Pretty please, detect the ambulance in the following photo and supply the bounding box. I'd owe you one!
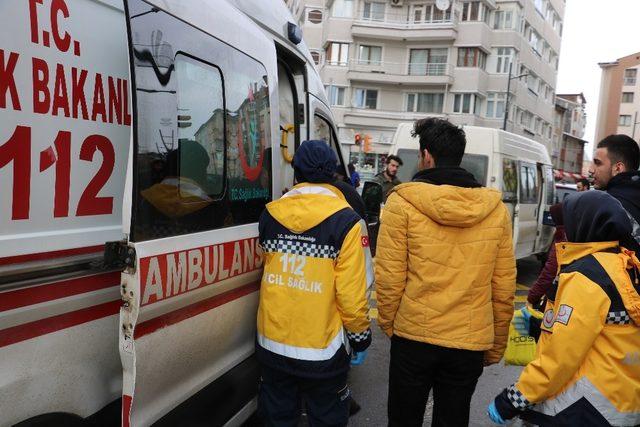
[0,0,348,425]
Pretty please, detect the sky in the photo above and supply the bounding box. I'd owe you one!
[556,0,640,158]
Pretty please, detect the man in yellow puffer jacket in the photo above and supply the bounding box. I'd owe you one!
[376,118,516,426]
[489,191,640,426]
[256,140,371,426]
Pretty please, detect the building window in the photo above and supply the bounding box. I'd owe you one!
[453,93,481,114]
[363,1,385,20]
[310,51,321,65]
[622,92,634,103]
[411,3,452,22]
[494,10,514,29]
[520,110,532,129]
[534,0,546,16]
[354,88,378,109]
[326,85,346,106]
[358,45,382,65]
[307,9,323,24]
[527,73,540,96]
[331,0,354,17]
[325,42,349,66]
[624,69,637,86]
[619,115,632,126]
[406,93,445,113]
[486,92,506,118]
[461,1,488,22]
[457,47,486,69]
[409,48,448,76]
[528,29,543,56]
[494,47,514,74]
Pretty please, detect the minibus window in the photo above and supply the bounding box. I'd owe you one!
[519,163,538,203]
[502,158,518,202]
[543,165,554,205]
[459,154,488,186]
[395,149,488,186]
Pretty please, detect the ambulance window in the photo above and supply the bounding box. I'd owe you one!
[176,56,225,197]
[313,114,347,179]
[134,55,226,241]
[315,115,332,144]
[224,53,272,226]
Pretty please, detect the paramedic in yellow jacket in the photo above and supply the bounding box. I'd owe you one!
[489,191,640,426]
[256,140,371,427]
[376,118,516,427]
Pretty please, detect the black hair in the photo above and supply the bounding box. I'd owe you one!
[411,118,466,167]
[577,178,590,189]
[597,134,640,171]
[386,154,404,166]
[347,162,356,174]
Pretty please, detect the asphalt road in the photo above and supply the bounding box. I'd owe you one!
[347,256,541,426]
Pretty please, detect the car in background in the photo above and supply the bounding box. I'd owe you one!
[555,182,578,204]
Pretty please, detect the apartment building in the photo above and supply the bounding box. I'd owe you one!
[595,52,640,147]
[287,0,565,174]
[552,93,587,175]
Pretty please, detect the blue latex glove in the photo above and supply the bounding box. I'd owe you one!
[487,401,506,425]
[513,306,532,336]
[351,350,367,366]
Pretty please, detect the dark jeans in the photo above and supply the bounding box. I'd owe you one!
[388,336,484,427]
[258,365,350,427]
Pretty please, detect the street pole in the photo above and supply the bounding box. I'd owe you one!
[503,62,512,131]
[633,111,638,141]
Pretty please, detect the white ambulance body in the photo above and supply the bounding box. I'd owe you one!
[0,1,346,425]
[388,124,555,259]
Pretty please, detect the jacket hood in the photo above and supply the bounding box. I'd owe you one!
[563,191,632,245]
[266,183,350,233]
[392,182,503,227]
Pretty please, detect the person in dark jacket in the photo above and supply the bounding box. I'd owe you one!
[589,134,640,252]
[527,203,566,306]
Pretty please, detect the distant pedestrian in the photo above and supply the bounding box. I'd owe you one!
[488,191,640,426]
[348,163,361,188]
[372,155,403,202]
[589,134,640,252]
[376,118,516,427]
[576,178,590,192]
[527,203,566,307]
[256,140,371,427]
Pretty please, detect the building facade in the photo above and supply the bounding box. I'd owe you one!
[595,52,640,147]
[552,93,587,175]
[287,0,565,176]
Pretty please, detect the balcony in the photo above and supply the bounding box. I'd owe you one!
[351,12,458,41]
[347,61,453,85]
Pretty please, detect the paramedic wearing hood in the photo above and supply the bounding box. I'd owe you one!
[376,118,516,427]
[256,140,371,426]
[488,191,640,426]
